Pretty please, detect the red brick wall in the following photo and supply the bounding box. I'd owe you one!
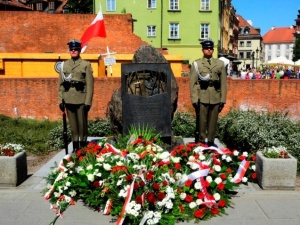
[0,78,300,121]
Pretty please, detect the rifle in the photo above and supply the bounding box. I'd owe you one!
[195,99,200,143]
[62,100,68,155]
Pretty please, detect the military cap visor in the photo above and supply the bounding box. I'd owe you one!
[201,40,214,49]
[68,39,82,50]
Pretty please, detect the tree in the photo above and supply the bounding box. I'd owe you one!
[66,0,93,14]
[293,35,300,61]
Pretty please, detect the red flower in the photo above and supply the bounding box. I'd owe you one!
[153,183,160,191]
[146,173,153,180]
[251,173,257,179]
[185,195,193,203]
[217,182,225,190]
[92,180,100,188]
[126,174,133,182]
[185,179,193,187]
[239,155,246,161]
[218,199,226,208]
[139,180,145,187]
[134,182,139,190]
[181,153,188,157]
[252,155,256,161]
[147,192,157,204]
[162,180,168,187]
[226,168,232,174]
[220,173,227,180]
[174,163,181,170]
[135,196,142,204]
[157,192,166,200]
[179,205,185,212]
[210,208,219,214]
[197,191,205,199]
[194,209,205,218]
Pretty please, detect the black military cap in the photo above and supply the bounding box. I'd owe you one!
[68,39,81,50]
[200,40,214,49]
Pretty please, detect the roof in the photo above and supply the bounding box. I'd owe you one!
[0,0,31,10]
[263,27,295,44]
[236,14,260,35]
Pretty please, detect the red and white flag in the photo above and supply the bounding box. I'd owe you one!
[80,4,106,53]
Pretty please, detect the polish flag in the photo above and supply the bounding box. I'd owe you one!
[80,4,106,53]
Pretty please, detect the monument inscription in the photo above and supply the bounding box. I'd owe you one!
[122,63,171,138]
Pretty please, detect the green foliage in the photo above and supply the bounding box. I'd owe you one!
[66,0,93,13]
[171,111,196,137]
[217,110,300,171]
[0,115,60,155]
[88,118,113,137]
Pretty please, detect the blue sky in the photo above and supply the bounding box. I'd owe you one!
[231,0,300,36]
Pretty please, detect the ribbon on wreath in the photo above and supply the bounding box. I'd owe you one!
[105,143,127,157]
[231,159,250,183]
[103,199,113,215]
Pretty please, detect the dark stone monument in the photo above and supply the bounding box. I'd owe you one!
[122,63,172,140]
[107,45,179,144]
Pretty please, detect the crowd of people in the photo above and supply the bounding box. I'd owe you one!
[236,68,300,79]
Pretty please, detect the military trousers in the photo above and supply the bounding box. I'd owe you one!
[66,104,88,142]
[199,103,219,143]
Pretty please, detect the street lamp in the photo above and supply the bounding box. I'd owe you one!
[251,52,255,69]
[255,47,259,69]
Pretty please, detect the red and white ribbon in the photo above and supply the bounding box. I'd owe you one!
[105,143,127,157]
[231,159,250,183]
[103,199,113,215]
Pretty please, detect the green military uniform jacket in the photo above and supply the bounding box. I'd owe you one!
[190,58,227,105]
[58,58,94,105]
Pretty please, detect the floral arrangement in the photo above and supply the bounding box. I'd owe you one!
[262,146,289,158]
[42,132,256,225]
[0,143,24,156]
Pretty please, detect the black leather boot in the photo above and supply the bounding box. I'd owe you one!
[80,141,88,149]
[72,141,79,153]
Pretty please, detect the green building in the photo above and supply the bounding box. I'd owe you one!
[95,0,221,63]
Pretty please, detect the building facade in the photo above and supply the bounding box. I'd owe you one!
[96,0,224,63]
[236,14,262,70]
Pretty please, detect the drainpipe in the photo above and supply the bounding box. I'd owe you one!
[160,0,163,49]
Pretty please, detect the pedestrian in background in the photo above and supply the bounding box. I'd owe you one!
[189,40,227,147]
[58,39,94,153]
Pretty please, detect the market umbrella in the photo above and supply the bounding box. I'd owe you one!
[295,59,300,66]
[266,56,294,65]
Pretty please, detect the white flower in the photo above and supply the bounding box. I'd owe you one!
[69,190,77,197]
[213,165,221,172]
[117,179,123,186]
[95,172,102,177]
[233,150,239,156]
[146,211,154,219]
[116,161,124,166]
[86,164,93,170]
[189,162,199,170]
[194,182,201,190]
[242,177,248,183]
[54,192,60,198]
[213,193,221,201]
[221,155,226,160]
[188,155,195,161]
[103,163,112,171]
[226,156,232,162]
[189,202,197,209]
[75,166,84,173]
[180,193,186,200]
[158,151,170,160]
[242,152,248,157]
[87,174,95,182]
[96,156,105,162]
[175,173,182,180]
[127,153,139,161]
[206,176,213,183]
[251,165,256,171]
[66,161,75,168]
[196,199,203,205]
[165,201,173,209]
[65,181,71,187]
[171,156,181,163]
[146,144,152,151]
[214,177,222,184]
[199,154,206,160]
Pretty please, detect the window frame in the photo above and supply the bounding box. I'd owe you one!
[200,0,210,11]
[200,23,210,40]
[147,0,156,9]
[169,0,179,10]
[147,25,156,37]
[169,23,179,39]
[107,0,116,11]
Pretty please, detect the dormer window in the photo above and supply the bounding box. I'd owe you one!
[244,27,250,35]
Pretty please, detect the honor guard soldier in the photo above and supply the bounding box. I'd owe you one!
[58,39,94,152]
[189,39,227,147]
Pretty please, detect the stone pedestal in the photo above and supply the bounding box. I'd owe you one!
[0,151,27,186]
[255,151,297,190]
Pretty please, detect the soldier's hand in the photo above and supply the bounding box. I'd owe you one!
[219,103,225,112]
[59,103,65,112]
[84,104,91,112]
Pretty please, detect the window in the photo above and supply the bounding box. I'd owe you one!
[239,41,244,47]
[200,23,209,39]
[169,23,179,39]
[37,3,43,11]
[107,0,116,11]
[200,0,210,11]
[148,0,156,8]
[170,0,179,10]
[49,1,54,10]
[246,52,252,59]
[268,45,271,50]
[277,44,280,49]
[246,41,251,47]
[147,25,156,37]
[286,44,289,49]
[239,52,244,59]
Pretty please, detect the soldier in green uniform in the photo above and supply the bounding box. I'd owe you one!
[58,39,94,152]
[190,40,227,147]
